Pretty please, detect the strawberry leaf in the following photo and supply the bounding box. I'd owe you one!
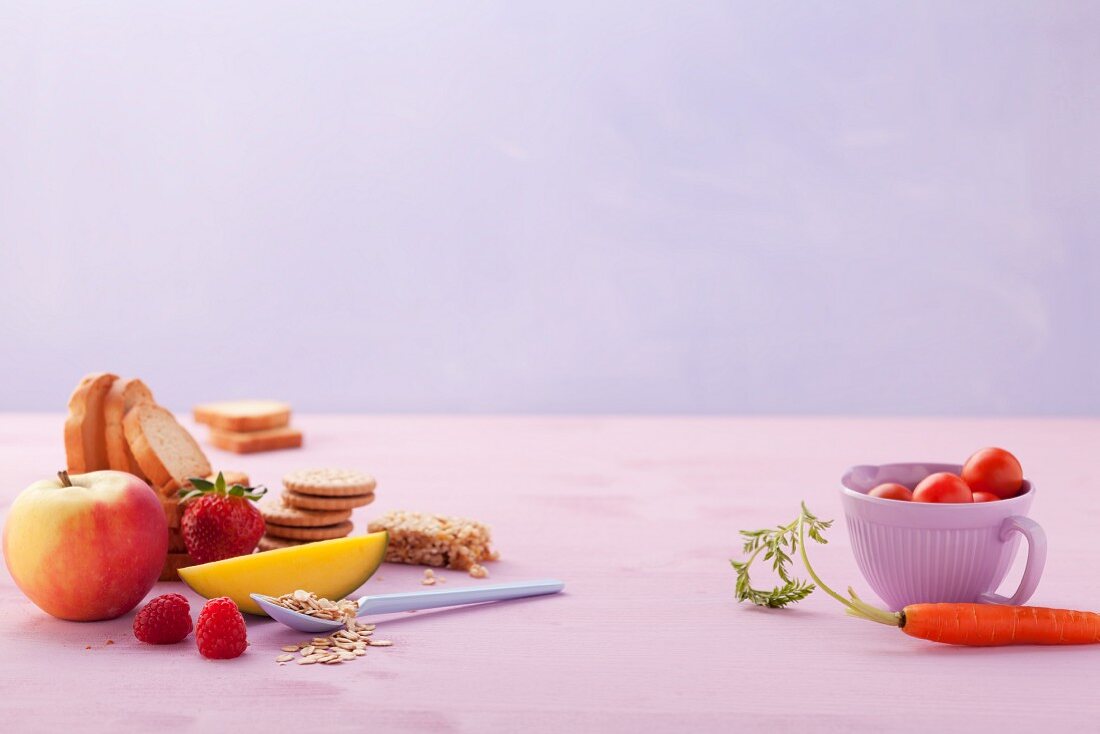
[178,488,205,504]
[232,484,267,502]
[180,475,266,503]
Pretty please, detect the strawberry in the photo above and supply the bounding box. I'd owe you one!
[195,597,248,659]
[179,472,266,564]
[133,593,193,644]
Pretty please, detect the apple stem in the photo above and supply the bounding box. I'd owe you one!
[57,470,72,487]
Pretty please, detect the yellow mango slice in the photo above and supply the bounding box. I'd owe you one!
[179,532,388,615]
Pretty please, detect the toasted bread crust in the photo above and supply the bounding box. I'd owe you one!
[64,372,119,473]
[167,528,187,553]
[159,552,193,582]
[124,403,211,495]
[160,495,183,529]
[104,378,155,478]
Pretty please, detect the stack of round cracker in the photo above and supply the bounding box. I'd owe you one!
[258,469,377,550]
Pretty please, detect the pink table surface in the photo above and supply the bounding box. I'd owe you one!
[2,414,1100,732]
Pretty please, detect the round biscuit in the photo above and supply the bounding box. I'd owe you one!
[282,490,375,511]
[283,468,377,497]
[263,520,354,541]
[257,535,309,552]
[259,496,353,527]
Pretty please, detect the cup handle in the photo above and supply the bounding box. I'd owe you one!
[978,516,1046,606]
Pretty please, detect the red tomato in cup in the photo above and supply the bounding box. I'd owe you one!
[868,483,913,501]
[962,447,1023,499]
[972,491,1000,502]
[913,472,973,503]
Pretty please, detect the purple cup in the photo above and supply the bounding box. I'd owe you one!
[840,462,1046,611]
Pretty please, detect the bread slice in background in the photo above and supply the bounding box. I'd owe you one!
[124,403,211,495]
[167,528,187,553]
[160,495,183,529]
[64,372,119,472]
[209,426,303,454]
[193,400,291,432]
[209,469,250,487]
[104,378,155,479]
[159,552,193,582]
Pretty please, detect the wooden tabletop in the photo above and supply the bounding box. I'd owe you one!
[1,414,1098,732]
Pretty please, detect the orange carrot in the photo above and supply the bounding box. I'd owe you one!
[734,505,1100,647]
[900,603,1100,646]
[785,507,1100,647]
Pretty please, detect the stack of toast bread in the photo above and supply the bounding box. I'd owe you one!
[193,400,302,454]
[64,373,249,580]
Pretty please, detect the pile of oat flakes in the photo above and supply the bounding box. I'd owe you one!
[264,590,394,666]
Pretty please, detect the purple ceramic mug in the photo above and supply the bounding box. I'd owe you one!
[840,462,1046,611]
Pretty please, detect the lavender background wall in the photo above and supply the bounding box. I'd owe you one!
[1,2,1098,414]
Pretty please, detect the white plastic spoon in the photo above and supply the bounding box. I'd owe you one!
[251,578,565,633]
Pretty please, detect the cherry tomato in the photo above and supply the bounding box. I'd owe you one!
[972,491,1000,502]
[913,472,973,503]
[868,483,913,501]
[962,447,1023,499]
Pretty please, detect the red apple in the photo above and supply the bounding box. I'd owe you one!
[3,470,167,621]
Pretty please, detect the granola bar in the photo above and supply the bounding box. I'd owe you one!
[367,510,498,573]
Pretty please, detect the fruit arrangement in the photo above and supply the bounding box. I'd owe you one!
[867,447,1023,503]
[0,369,411,681]
[133,593,249,659]
[62,372,253,580]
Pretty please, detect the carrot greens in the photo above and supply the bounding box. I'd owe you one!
[729,503,827,608]
[731,503,898,625]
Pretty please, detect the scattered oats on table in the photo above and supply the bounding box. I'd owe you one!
[268,592,395,667]
[367,510,499,577]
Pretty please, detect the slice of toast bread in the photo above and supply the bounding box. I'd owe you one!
[160,495,183,529]
[159,552,193,582]
[209,426,303,454]
[64,372,119,473]
[104,377,155,479]
[193,400,291,432]
[207,470,250,487]
[124,403,211,495]
[167,528,187,553]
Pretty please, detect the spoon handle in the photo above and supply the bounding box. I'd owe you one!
[358,578,564,616]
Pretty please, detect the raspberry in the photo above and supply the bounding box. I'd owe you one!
[133,593,193,644]
[195,597,248,659]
